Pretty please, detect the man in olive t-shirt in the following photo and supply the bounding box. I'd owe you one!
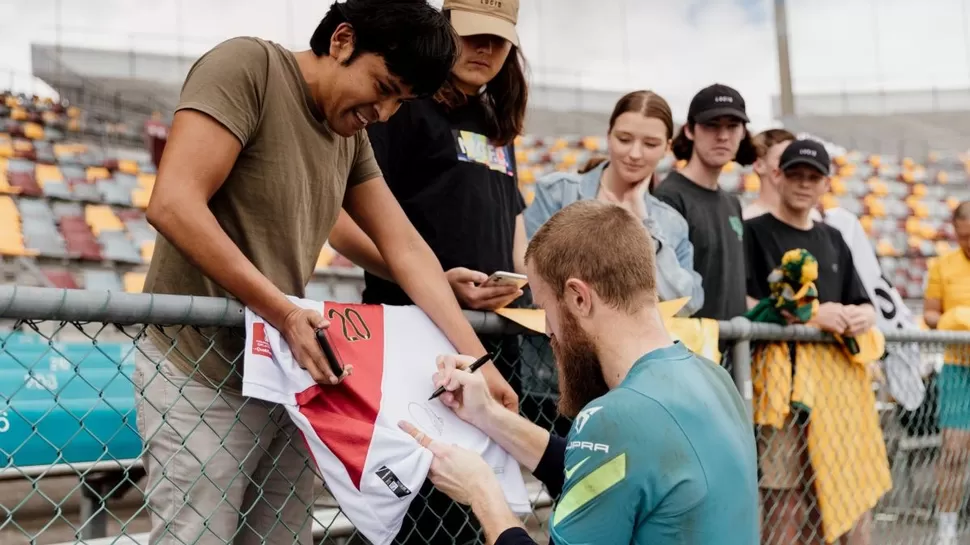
[133,2,517,544]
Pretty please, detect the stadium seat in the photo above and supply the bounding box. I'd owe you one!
[6,158,42,196]
[140,241,155,262]
[86,166,110,181]
[99,231,142,263]
[42,268,79,289]
[84,204,125,236]
[122,271,146,293]
[82,269,123,291]
[316,245,335,271]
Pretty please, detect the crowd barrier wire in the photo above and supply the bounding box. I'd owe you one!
[0,285,968,544]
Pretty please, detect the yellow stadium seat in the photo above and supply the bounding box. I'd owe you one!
[904,218,922,235]
[833,155,847,167]
[35,164,63,187]
[4,97,17,108]
[867,178,888,196]
[316,246,336,271]
[829,176,846,196]
[118,160,140,175]
[912,202,929,218]
[838,164,857,177]
[938,171,950,184]
[552,138,568,151]
[140,241,155,263]
[131,188,151,209]
[582,136,602,151]
[676,159,688,170]
[875,239,896,257]
[859,215,873,235]
[742,173,760,193]
[67,106,81,119]
[523,188,535,206]
[123,272,147,294]
[821,193,838,210]
[0,140,11,159]
[137,173,156,188]
[866,198,886,218]
[22,123,44,141]
[10,108,27,121]
[920,224,938,239]
[911,184,927,197]
[949,197,961,211]
[84,205,124,236]
[869,155,881,168]
[518,168,535,184]
[722,162,736,173]
[86,167,110,181]
[515,150,528,164]
[902,157,915,169]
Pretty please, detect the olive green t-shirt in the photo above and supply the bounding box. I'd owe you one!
[143,37,381,391]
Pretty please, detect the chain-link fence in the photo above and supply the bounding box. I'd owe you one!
[2,286,970,544]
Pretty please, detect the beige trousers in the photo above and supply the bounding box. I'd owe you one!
[133,339,317,545]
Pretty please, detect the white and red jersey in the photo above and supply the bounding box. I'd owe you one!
[242,298,531,545]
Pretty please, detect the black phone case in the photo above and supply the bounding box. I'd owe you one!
[315,329,344,376]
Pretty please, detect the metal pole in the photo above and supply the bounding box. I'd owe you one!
[773,0,795,117]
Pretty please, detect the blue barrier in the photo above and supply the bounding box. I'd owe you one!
[0,331,142,469]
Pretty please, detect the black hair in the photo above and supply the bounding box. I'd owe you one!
[671,122,757,167]
[310,0,458,98]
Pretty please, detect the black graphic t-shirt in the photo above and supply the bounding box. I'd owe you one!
[744,213,871,306]
[654,171,747,320]
[362,97,525,306]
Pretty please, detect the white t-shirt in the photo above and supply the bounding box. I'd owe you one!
[242,297,530,545]
[820,208,926,410]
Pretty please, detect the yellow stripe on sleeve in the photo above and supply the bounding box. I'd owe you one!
[553,452,627,526]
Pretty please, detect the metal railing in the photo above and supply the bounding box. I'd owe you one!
[0,286,968,544]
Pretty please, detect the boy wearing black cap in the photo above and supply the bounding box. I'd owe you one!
[655,83,757,321]
[744,139,878,545]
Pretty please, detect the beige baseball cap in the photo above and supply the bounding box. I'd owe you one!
[443,0,520,47]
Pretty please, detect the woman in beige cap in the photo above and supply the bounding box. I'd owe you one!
[328,1,530,542]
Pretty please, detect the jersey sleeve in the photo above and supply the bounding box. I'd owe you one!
[549,390,703,545]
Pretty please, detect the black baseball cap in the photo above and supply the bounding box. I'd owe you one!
[779,139,831,175]
[687,84,749,124]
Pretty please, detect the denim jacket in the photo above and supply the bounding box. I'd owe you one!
[523,162,705,316]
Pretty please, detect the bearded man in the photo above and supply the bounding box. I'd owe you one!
[399,200,759,545]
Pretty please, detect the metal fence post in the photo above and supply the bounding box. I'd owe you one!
[731,339,753,423]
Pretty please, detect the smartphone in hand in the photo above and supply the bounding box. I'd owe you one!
[315,329,345,377]
[480,271,529,289]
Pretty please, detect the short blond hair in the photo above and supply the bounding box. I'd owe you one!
[525,200,656,313]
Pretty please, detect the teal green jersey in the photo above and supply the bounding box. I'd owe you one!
[549,342,759,545]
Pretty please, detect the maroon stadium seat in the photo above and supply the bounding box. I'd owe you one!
[42,268,79,289]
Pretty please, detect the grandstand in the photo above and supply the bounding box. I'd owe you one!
[2,86,966,308]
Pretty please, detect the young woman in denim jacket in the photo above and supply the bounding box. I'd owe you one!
[524,90,704,316]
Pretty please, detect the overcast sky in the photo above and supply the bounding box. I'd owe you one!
[0,0,968,127]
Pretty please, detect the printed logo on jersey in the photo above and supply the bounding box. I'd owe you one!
[574,406,602,434]
[567,441,610,454]
[728,216,744,241]
[564,457,589,480]
[328,307,372,342]
[376,465,412,498]
[251,323,273,358]
[454,130,514,176]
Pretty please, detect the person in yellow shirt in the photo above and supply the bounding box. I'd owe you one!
[924,201,970,545]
